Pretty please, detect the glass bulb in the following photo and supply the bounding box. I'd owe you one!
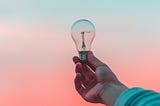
[71,19,95,61]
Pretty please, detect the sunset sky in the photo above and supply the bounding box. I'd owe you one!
[0,0,160,106]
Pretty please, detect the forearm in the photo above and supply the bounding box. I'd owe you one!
[114,87,160,106]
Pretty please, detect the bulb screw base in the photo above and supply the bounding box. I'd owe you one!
[78,51,88,62]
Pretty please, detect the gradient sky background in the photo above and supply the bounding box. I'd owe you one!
[0,0,160,106]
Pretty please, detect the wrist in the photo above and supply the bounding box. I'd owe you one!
[100,82,128,106]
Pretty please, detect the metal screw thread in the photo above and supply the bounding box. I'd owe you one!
[78,51,88,62]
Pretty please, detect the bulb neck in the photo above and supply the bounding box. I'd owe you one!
[78,51,88,62]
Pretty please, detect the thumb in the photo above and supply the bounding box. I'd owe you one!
[87,51,106,71]
[96,66,118,82]
[95,66,109,82]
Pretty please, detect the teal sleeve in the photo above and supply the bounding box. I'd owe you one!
[114,87,160,106]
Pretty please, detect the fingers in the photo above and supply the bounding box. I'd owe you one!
[75,62,89,86]
[73,56,81,64]
[74,58,95,80]
[74,72,97,100]
[75,62,97,88]
[74,73,85,95]
[75,62,83,73]
[83,65,97,81]
[87,51,106,71]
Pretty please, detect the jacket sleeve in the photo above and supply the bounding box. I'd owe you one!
[114,87,160,106]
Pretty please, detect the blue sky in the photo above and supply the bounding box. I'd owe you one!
[0,0,160,69]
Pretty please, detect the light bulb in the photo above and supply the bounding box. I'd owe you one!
[71,19,95,61]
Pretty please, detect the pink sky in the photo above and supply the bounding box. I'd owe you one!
[0,18,160,106]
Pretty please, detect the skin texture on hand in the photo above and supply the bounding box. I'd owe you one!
[73,51,128,106]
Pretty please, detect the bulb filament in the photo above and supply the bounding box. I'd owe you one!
[81,32,86,50]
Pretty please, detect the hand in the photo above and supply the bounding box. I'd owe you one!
[73,51,128,106]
